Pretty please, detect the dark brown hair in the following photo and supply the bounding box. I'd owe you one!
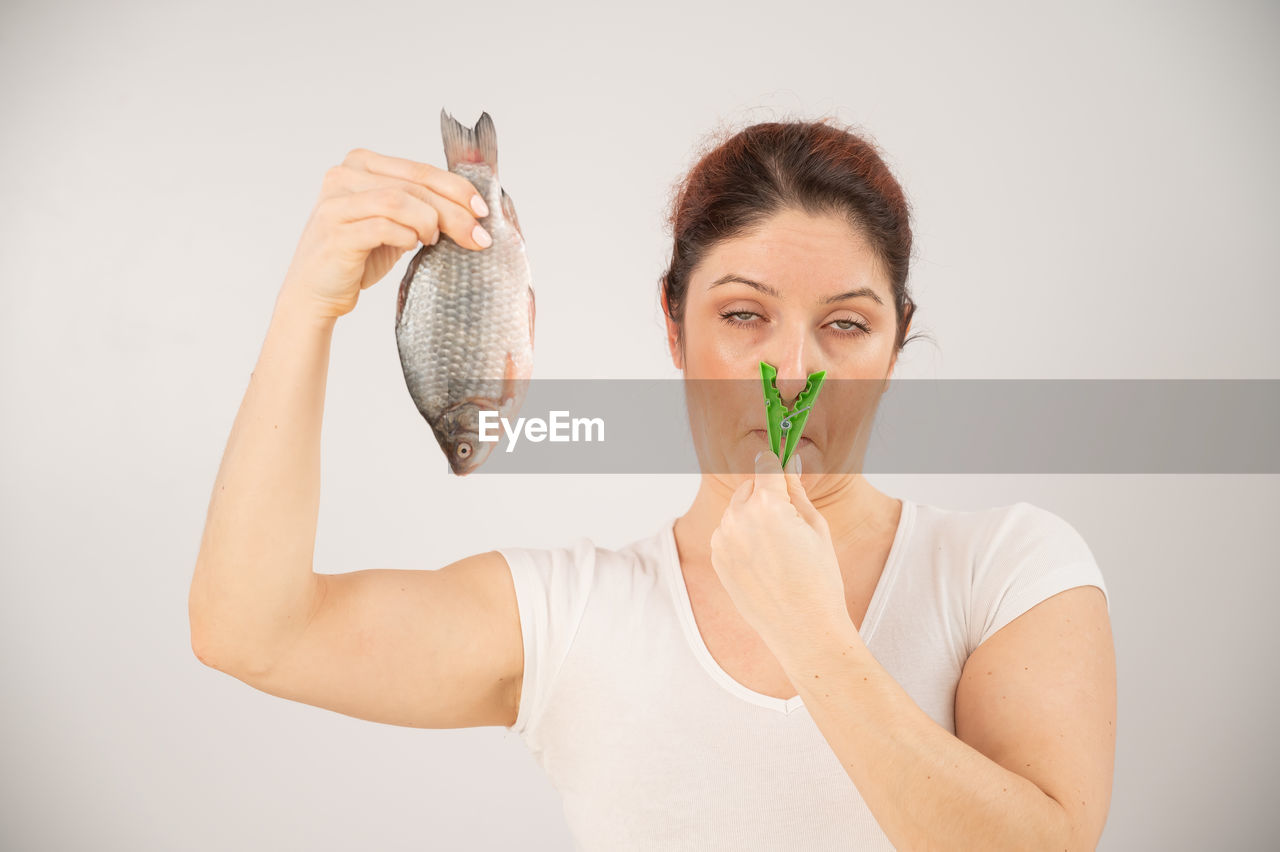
[660,116,923,358]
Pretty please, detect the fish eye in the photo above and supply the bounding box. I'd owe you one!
[457,442,473,459]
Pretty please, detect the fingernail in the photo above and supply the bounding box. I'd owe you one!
[471,195,489,217]
[430,231,440,245]
[792,454,802,475]
[472,224,492,247]
[754,451,766,464]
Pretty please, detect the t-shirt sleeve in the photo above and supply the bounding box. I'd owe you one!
[969,502,1110,652]
[495,536,596,744]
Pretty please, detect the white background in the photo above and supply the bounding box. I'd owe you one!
[1,0,1276,848]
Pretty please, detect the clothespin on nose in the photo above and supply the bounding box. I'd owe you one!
[760,361,826,468]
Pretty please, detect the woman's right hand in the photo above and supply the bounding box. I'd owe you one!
[279,148,494,320]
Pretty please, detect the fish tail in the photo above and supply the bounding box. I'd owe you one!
[439,109,498,176]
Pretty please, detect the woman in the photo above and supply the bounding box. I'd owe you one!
[189,118,1116,851]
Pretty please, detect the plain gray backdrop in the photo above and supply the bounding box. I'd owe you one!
[2,0,1276,848]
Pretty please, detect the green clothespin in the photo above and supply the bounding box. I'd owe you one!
[759,361,826,468]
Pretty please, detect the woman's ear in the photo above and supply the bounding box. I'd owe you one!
[882,319,910,393]
[661,289,684,370]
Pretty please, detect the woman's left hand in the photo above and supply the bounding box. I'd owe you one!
[709,450,853,657]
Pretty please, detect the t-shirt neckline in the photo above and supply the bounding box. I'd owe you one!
[660,498,916,716]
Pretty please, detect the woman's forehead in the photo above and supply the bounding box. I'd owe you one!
[693,210,883,292]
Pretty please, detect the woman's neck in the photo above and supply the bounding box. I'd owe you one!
[673,472,896,569]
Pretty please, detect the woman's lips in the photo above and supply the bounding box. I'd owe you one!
[751,429,812,446]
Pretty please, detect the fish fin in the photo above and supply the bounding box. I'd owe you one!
[498,351,532,424]
[395,247,425,328]
[500,187,523,239]
[528,286,536,350]
[439,108,498,176]
[499,351,518,410]
[497,352,519,425]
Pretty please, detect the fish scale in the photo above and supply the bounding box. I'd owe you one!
[395,111,535,476]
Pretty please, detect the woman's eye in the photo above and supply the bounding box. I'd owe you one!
[718,310,870,338]
[830,318,871,337]
[719,311,758,325]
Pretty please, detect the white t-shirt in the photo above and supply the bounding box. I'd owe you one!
[497,499,1110,851]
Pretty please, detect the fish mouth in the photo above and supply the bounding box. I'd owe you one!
[448,457,479,477]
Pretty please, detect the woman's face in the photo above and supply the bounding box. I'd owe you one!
[666,207,905,482]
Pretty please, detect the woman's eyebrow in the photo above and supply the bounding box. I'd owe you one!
[709,274,783,298]
[709,273,884,306]
[822,287,884,306]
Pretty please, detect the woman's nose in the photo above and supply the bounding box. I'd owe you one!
[768,348,821,406]
[775,376,818,408]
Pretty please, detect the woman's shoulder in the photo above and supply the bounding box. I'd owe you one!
[902,498,1105,606]
[974,500,1098,568]
[907,499,1093,559]
[494,518,675,590]
[919,500,1108,651]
